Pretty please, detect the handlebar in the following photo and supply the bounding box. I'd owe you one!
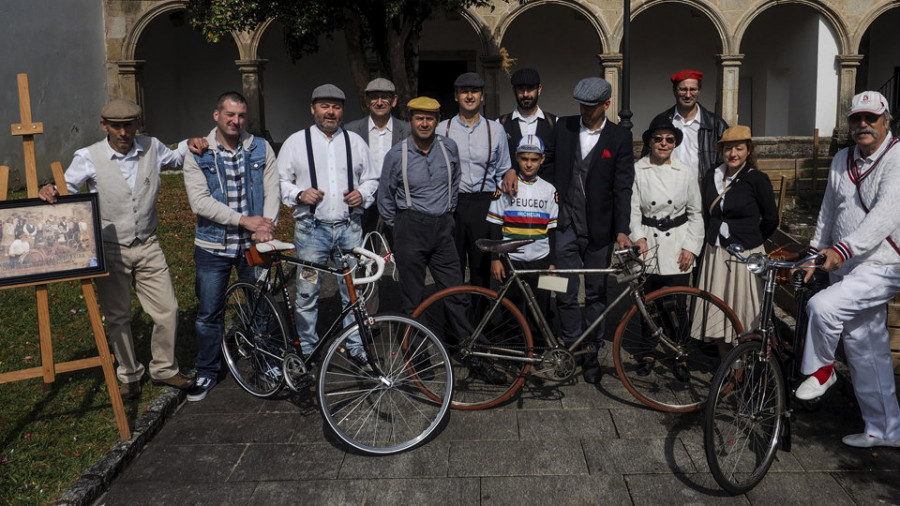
[351,246,385,285]
[725,243,825,273]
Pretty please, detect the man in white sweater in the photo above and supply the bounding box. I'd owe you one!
[796,91,900,448]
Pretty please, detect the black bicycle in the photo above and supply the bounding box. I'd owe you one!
[704,243,824,494]
[220,239,453,455]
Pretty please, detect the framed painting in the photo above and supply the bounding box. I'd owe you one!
[0,193,106,288]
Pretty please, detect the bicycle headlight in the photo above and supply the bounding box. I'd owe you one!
[746,252,768,275]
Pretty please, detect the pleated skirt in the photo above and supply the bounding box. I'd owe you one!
[693,243,765,343]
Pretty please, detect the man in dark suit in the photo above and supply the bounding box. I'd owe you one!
[498,68,557,158]
[544,77,635,384]
[344,78,412,234]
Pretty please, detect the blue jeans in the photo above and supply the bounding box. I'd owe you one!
[194,246,260,380]
[293,217,363,357]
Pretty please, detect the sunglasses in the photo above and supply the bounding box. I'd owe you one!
[849,112,881,125]
[651,135,677,145]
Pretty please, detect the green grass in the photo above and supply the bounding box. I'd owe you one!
[0,173,294,504]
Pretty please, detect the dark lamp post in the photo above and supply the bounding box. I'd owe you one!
[619,0,633,131]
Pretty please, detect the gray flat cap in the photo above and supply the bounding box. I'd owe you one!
[311,84,346,102]
[101,98,141,121]
[364,78,396,93]
[573,77,611,106]
[511,68,541,86]
[454,72,485,88]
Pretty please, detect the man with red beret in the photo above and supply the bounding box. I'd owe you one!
[643,69,728,180]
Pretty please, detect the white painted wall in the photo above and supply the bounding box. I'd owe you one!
[815,18,839,135]
[0,0,107,188]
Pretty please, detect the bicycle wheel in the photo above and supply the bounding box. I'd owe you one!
[704,339,785,494]
[318,314,452,455]
[412,286,533,410]
[221,280,287,398]
[613,287,743,413]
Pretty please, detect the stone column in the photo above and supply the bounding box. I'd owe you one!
[114,60,145,110]
[480,54,503,119]
[598,53,622,123]
[716,54,743,127]
[236,59,268,136]
[833,54,864,147]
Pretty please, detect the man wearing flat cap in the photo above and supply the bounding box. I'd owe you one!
[278,84,377,365]
[379,96,507,385]
[38,98,201,399]
[542,76,635,384]
[795,91,900,448]
[644,70,727,180]
[498,68,557,158]
[438,72,513,289]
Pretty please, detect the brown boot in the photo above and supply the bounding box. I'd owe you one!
[119,380,142,400]
[152,371,195,389]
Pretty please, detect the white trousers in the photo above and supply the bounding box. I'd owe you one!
[802,262,900,440]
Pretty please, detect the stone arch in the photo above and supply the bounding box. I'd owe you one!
[495,0,608,52]
[122,0,243,60]
[246,17,279,61]
[853,3,900,53]
[733,0,848,54]
[629,0,729,54]
[459,7,496,55]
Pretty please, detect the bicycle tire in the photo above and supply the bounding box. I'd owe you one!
[221,280,287,398]
[613,287,743,413]
[318,314,452,455]
[412,286,533,410]
[704,339,785,495]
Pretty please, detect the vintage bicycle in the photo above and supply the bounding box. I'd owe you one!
[703,243,824,494]
[412,238,743,412]
[220,238,452,455]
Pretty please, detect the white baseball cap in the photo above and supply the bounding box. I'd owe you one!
[848,91,889,117]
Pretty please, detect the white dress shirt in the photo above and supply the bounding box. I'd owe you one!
[367,116,394,171]
[64,137,189,193]
[511,107,546,138]
[278,126,378,221]
[672,109,701,174]
[579,117,606,159]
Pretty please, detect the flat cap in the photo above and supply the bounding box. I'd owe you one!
[454,72,485,88]
[671,69,703,84]
[516,134,545,154]
[101,98,141,121]
[311,84,346,102]
[365,78,396,93]
[572,77,611,106]
[407,96,441,113]
[510,68,541,86]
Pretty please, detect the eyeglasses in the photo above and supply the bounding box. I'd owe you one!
[849,112,881,125]
[652,135,677,145]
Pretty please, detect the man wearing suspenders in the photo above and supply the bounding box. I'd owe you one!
[278,84,378,364]
[379,96,506,384]
[438,72,513,288]
[796,91,900,448]
[498,68,557,159]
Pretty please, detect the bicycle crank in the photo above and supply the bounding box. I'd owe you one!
[533,348,577,382]
[283,353,313,391]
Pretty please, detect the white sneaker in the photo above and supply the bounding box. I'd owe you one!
[842,433,900,448]
[795,370,835,400]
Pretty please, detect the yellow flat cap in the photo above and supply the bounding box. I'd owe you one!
[407,96,440,113]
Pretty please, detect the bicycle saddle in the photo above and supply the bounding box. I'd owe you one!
[254,240,296,253]
[475,238,534,253]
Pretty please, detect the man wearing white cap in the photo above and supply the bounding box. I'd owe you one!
[796,91,900,448]
[278,84,378,365]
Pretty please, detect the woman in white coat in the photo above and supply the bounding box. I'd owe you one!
[629,115,704,292]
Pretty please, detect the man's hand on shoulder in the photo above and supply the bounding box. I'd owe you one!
[38,184,59,203]
[187,137,210,155]
[501,169,518,196]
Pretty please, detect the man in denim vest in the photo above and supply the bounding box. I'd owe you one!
[183,91,281,401]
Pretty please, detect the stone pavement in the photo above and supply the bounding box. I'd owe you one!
[89,275,900,505]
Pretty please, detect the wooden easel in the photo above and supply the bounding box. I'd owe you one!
[0,74,130,440]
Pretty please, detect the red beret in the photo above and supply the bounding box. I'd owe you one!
[670,70,703,84]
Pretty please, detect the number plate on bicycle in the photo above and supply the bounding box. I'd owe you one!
[537,275,568,293]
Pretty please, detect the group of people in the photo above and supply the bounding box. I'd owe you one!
[35,64,900,448]
[1,214,89,265]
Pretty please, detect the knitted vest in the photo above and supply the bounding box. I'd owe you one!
[89,136,160,245]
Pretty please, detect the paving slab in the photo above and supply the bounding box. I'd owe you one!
[338,441,451,478]
[96,481,257,505]
[228,442,345,481]
[583,437,697,474]
[829,470,900,505]
[151,413,301,446]
[364,477,480,505]
[448,439,589,477]
[481,474,631,505]
[114,444,247,483]
[516,407,616,440]
[432,409,518,442]
[624,473,750,505]
[744,472,855,505]
[248,480,369,504]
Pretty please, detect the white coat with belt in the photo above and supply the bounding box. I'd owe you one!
[628,155,704,275]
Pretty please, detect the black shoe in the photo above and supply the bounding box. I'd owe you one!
[635,359,654,377]
[469,357,508,385]
[412,352,435,381]
[673,362,690,383]
[582,357,602,384]
[350,353,374,374]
